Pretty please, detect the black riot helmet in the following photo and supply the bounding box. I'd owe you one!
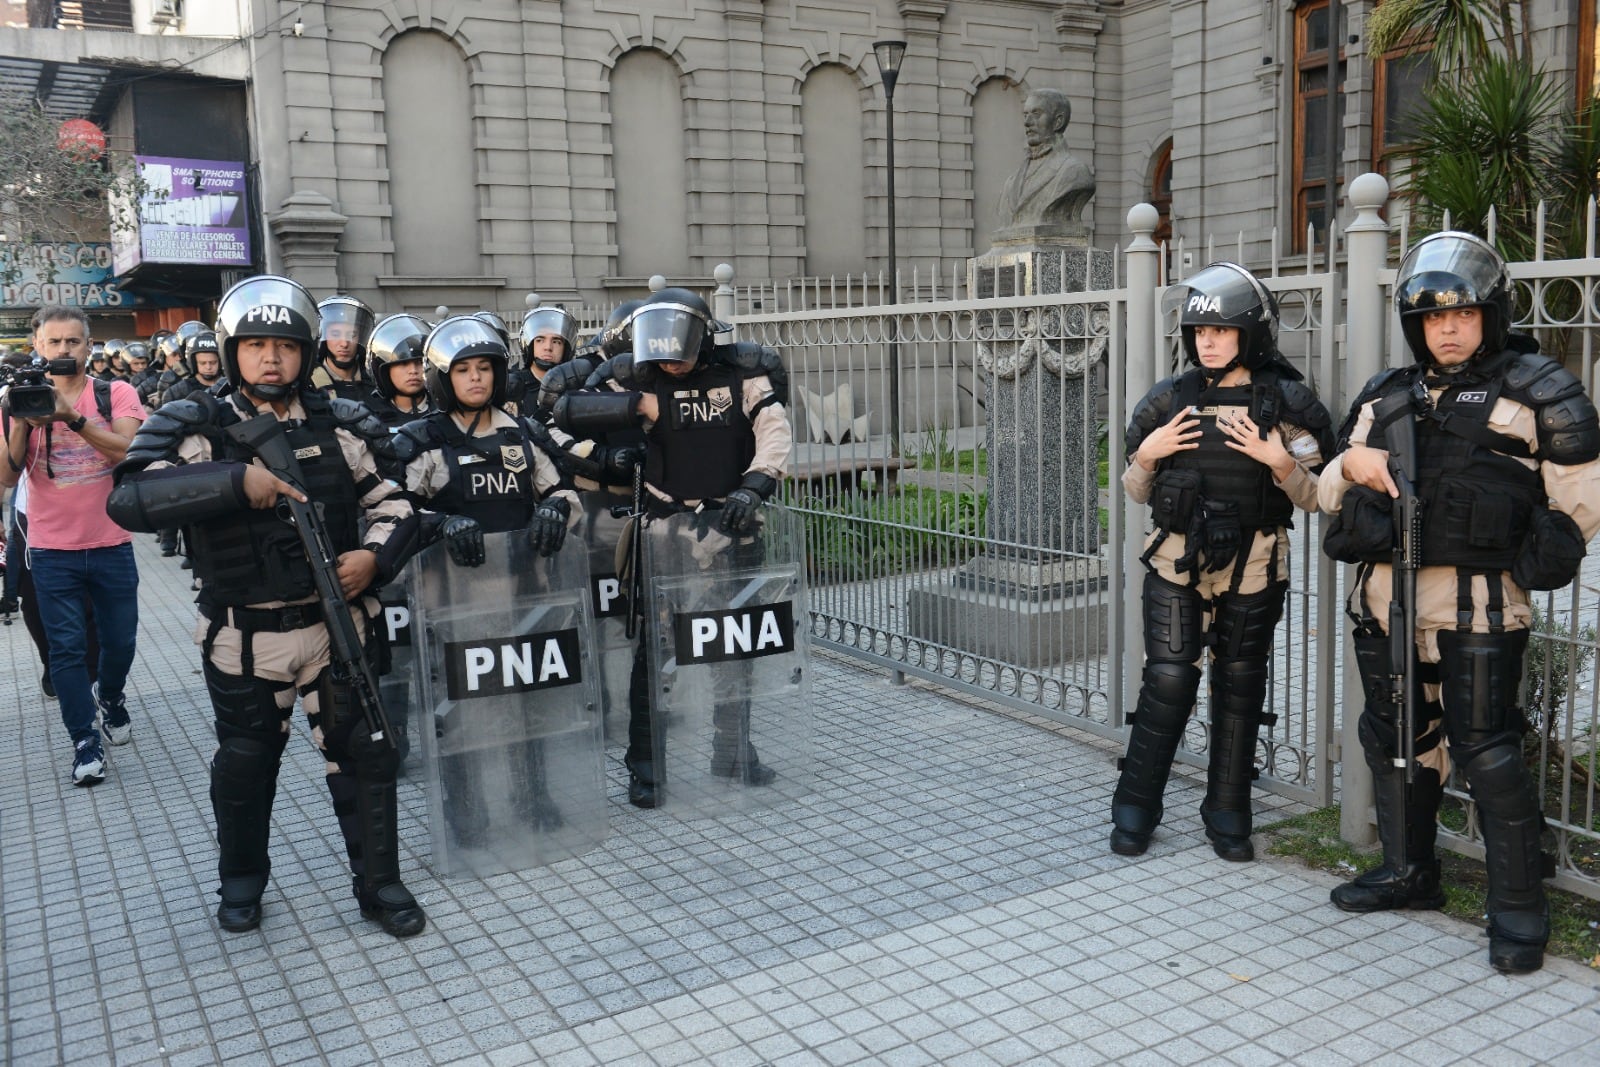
[185,329,222,380]
[148,327,173,352]
[424,314,508,411]
[214,274,321,400]
[599,299,645,358]
[519,305,578,371]
[630,288,727,370]
[316,295,376,371]
[123,340,151,370]
[368,313,430,400]
[1394,230,1512,365]
[1165,261,1280,375]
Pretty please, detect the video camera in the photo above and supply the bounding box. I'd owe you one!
[0,356,75,420]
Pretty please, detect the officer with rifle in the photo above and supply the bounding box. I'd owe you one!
[1321,232,1600,974]
[554,288,792,808]
[107,275,427,938]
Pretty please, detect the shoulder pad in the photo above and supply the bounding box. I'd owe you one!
[601,354,658,390]
[1278,378,1332,431]
[118,397,215,471]
[328,395,389,436]
[1498,354,1600,463]
[395,415,447,452]
[728,341,788,404]
[1503,351,1585,406]
[1335,366,1411,451]
[1126,376,1181,458]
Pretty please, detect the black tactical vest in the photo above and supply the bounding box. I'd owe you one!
[1155,369,1294,531]
[644,363,754,502]
[418,413,540,534]
[191,395,361,607]
[1365,366,1542,570]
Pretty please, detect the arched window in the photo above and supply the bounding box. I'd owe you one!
[971,77,1025,252]
[610,49,689,277]
[381,31,478,275]
[1149,139,1173,248]
[800,64,865,277]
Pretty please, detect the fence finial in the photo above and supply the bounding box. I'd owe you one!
[1126,203,1159,252]
[525,292,540,309]
[648,274,667,292]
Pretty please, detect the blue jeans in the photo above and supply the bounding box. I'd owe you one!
[30,543,140,744]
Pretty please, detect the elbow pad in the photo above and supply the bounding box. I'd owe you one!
[105,462,247,533]
[552,390,641,437]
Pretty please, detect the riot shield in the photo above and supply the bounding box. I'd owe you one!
[641,502,813,816]
[410,530,605,877]
[374,579,416,776]
[575,490,636,745]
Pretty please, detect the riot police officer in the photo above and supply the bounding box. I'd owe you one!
[311,294,377,402]
[150,320,205,407]
[160,329,225,406]
[366,314,433,431]
[1112,262,1334,862]
[555,288,792,807]
[397,315,577,845]
[107,275,427,938]
[1320,232,1600,974]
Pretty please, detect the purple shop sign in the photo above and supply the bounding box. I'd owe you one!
[112,156,252,273]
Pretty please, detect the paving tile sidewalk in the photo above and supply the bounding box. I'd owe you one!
[3,536,1598,1066]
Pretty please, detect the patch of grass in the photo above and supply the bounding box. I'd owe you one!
[1260,806,1600,968]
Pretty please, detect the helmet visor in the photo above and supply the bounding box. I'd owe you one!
[1396,233,1507,314]
[319,301,375,347]
[1163,262,1270,326]
[369,315,429,365]
[631,304,706,365]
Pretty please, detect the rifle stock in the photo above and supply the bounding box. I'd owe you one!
[225,414,395,748]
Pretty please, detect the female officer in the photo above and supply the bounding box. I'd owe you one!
[398,316,577,847]
[1110,262,1334,862]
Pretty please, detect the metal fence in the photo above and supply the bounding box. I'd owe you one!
[720,172,1600,900]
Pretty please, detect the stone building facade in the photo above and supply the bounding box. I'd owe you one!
[3,2,1596,319]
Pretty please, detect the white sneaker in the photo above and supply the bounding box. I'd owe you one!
[72,737,106,787]
[93,682,132,746]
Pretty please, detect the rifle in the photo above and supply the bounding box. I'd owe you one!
[225,413,395,749]
[1372,384,1427,873]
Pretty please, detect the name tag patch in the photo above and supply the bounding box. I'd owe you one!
[293,445,322,460]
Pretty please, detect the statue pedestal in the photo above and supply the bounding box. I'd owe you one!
[904,236,1113,666]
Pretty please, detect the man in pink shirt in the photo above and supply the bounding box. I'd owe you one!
[1,306,145,786]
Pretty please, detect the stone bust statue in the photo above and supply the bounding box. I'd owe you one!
[996,88,1095,235]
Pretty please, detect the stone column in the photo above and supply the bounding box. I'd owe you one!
[269,190,348,294]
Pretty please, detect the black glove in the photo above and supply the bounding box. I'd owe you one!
[719,488,764,534]
[718,472,778,534]
[442,515,485,567]
[529,496,570,556]
[602,445,644,484]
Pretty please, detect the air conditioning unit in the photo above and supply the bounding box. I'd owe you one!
[150,0,182,30]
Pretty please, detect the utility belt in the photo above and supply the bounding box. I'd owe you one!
[199,599,334,678]
[1145,468,1273,589]
[200,600,326,633]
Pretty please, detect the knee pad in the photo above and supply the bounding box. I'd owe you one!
[1458,742,1538,814]
[1138,661,1202,729]
[212,733,283,788]
[1437,629,1529,751]
[1143,575,1206,663]
[1210,656,1269,719]
[315,668,399,780]
[1211,582,1286,661]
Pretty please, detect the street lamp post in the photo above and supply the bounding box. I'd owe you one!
[873,39,906,452]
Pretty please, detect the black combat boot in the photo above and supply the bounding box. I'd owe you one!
[626,757,660,809]
[1331,765,1447,913]
[1469,746,1549,975]
[519,740,564,830]
[1109,665,1197,856]
[211,731,286,932]
[329,771,427,938]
